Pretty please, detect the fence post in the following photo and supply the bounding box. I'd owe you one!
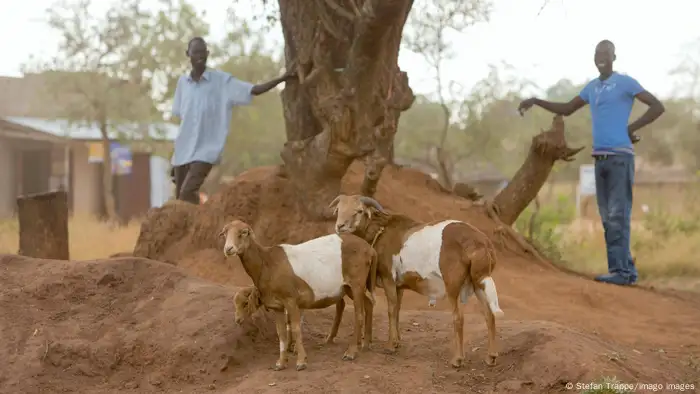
[16,190,70,260]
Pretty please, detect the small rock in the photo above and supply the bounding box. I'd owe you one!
[364,375,370,379]
[208,384,216,390]
[268,383,276,386]
[124,381,139,389]
[412,322,419,326]
[97,274,118,286]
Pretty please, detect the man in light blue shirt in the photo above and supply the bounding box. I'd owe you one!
[518,40,665,286]
[170,37,295,204]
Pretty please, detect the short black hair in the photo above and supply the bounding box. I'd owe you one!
[597,39,615,53]
[187,36,207,52]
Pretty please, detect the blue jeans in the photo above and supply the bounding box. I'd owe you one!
[594,154,638,281]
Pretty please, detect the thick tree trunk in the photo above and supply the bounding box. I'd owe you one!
[278,0,415,219]
[492,115,584,226]
[16,191,70,260]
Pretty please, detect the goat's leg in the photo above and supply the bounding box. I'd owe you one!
[325,298,345,345]
[396,288,404,341]
[447,295,465,368]
[285,303,307,371]
[383,279,401,353]
[273,311,290,371]
[343,286,365,361]
[362,294,373,350]
[286,310,297,354]
[475,288,498,366]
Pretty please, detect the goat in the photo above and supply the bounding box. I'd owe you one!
[233,287,334,355]
[220,219,377,371]
[329,194,503,368]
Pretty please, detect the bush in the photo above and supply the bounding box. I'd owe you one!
[514,194,576,262]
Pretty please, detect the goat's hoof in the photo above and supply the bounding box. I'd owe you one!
[484,354,497,366]
[342,350,358,361]
[450,357,464,369]
[272,362,287,371]
[295,363,307,371]
[323,336,335,345]
[361,340,371,350]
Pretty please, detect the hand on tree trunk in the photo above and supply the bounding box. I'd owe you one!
[492,115,584,226]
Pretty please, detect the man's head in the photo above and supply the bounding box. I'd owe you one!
[187,37,209,71]
[594,40,616,74]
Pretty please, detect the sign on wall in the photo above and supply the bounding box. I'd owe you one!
[576,164,596,217]
[578,164,596,196]
[85,142,132,175]
[87,142,103,163]
[110,143,132,175]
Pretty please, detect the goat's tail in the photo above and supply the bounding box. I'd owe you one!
[364,249,378,306]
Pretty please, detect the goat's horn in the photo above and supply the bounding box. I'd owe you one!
[328,195,341,209]
[359,196,386,213]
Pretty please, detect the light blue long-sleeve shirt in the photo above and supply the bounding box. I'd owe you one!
[170,69,254,166]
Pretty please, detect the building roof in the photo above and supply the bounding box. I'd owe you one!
[0,116,178,141]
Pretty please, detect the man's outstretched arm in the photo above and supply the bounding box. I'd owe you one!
[518,96,587,117]
[628,91,665,133]
[251,75,289,96]
[251,69,297,96]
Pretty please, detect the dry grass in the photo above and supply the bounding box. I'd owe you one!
[0,200,698,292]
[557,218,700,290]
[0,214,140,260]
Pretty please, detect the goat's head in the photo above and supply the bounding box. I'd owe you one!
[219,219,254,257]
[233,286,263,325]
[328,194,387,234]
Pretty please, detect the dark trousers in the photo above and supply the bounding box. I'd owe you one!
[594,154,638,281]
[173,161,213,204]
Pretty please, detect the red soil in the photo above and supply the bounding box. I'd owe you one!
[1,162,699,393]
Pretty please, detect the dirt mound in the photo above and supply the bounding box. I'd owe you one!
[133,162,521,272]
[224,307,698,393]
[0,254,276,394]
[5,162,696,393]
[125,162,700,392]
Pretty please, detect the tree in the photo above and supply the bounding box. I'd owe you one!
[226,0,584,224]
[24,0,209,220]
[238,0,417,218]
[401,0,491,189]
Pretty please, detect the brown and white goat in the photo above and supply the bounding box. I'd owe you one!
[233,287,338,355]
[220,220,377,371]
[329,194,503,367]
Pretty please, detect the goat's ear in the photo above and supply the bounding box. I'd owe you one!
[328,195,341,212]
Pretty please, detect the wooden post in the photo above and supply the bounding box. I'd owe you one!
[16,190,69,260]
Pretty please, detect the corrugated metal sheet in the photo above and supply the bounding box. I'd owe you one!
[0,116,178,141]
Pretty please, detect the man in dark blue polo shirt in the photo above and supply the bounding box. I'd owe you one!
[517,40,665,286]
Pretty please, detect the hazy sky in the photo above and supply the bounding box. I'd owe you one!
[1,0,698,100]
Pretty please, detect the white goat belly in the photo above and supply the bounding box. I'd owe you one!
[392,220,461,299]
[281,234,345,301]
